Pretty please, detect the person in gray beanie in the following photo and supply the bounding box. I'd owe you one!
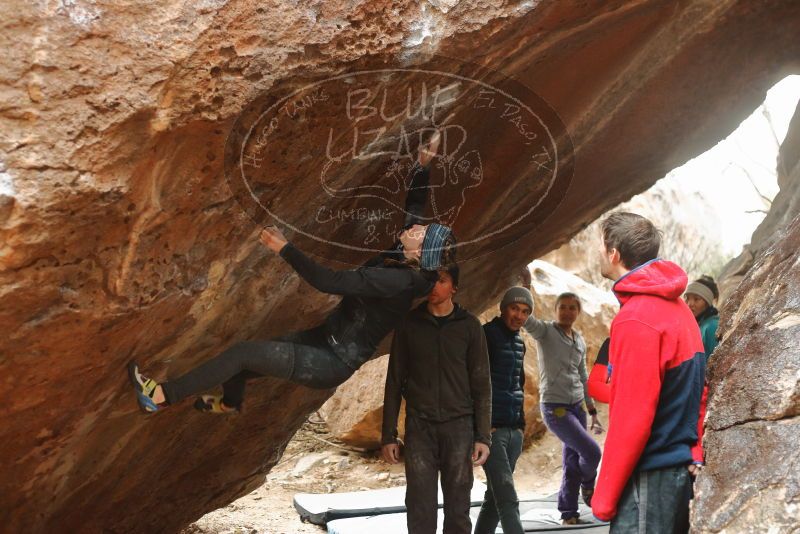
[475,286,533,534]
[500,286,534,313]
[684,275,720,357]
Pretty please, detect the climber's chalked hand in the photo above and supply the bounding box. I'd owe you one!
[260,225,288,254]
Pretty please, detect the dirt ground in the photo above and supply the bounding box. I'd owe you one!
[183,405,609,534]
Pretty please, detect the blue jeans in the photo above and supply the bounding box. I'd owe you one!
[542,402,601,519]
[610,466,692,534]
[474,427,524,534]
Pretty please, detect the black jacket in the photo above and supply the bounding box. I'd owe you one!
[277,162,437,369]
[381,303,492,446]
[280,244,434,369]
[484,317,526,429]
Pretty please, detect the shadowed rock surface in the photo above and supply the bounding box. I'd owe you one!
[2,1,800,532]
[691,102,800,533]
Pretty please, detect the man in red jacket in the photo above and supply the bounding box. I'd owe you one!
[592,212,706,533]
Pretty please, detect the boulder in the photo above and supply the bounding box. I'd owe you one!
[717,101,800,304]
[2,1,800,531]
[320,355,406,450]
[691,103,800,533]
[542,178,726,290]
[691,214,800,532]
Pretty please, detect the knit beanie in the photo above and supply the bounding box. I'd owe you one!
[500,286,534,312]
[685,281,715,307]
[420,223,453,270]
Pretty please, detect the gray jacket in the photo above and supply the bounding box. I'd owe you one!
[524,316,595,410]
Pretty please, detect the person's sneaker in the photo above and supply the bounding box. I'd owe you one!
[562,516,590,526]
[581,485,594,507]
[127,361,161,413]
[193,395,240,414]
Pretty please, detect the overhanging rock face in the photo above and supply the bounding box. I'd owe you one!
[1,1,799,532]
[692,214,800,532]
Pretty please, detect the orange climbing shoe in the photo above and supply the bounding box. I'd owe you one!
[193,395,239,414]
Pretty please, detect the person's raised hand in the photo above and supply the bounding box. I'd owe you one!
[417,130,441,168]
[259,225,288,254]
[519,267,532,289]
[382,443,400,464]
[472,442,490,466]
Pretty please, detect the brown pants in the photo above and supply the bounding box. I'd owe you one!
[404,414,475,534]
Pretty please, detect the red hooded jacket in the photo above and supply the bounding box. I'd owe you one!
[592,259,707,521]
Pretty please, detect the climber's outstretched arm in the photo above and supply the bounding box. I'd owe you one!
[403,130,441,227]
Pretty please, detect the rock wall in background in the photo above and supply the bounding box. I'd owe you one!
[1,1,799,531]
[542,178,726,290]
[692,218,800,532]
[690,101,800,534]
[717,101,800,303]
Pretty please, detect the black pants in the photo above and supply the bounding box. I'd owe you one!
[404,414,475,534]
[474,427,524,534]
[160,326,354,407]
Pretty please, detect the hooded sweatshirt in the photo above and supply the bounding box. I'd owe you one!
[382,302,492,446]
[592,259,707,522]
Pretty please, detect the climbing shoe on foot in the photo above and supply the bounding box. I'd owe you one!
[581,485,594,507]
[193,395,239,414]
[127,360,161,413]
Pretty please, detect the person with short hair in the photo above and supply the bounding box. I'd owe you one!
[381,265,491,534]
[592,212,707,534]
[474,287,532,534]
[524,290,601,525]
[684,275,720,357]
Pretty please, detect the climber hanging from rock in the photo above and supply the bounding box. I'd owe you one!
[128,130,455,414]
